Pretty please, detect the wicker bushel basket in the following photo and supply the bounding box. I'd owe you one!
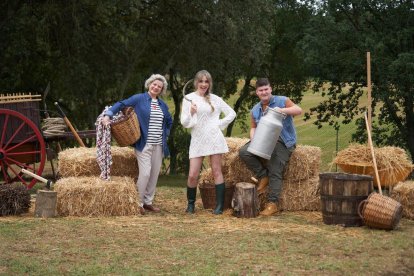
[358,193,403,230]
[111,107,140,147]
[199,185,234,210]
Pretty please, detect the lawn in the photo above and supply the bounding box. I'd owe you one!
[2,86,413,275]
[1,176,414,275]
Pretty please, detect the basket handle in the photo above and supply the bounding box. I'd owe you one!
[122,107,134,116]
[358,199,367,219]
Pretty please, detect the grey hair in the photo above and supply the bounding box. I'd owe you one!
[145,74,168,95]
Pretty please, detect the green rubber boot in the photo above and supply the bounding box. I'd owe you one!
[213,183,225,215]
[186,187,197,214]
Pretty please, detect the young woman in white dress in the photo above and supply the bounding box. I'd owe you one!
[180,70,236,214]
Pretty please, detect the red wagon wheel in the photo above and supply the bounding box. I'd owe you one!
[0,108,46,189]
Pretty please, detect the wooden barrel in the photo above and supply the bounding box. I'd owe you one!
[320,173,373,227]
[199,185,234,210]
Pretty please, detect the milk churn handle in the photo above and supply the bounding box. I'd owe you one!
[268,107,287,119]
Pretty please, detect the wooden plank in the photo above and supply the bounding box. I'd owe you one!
[0,93,42,104]
[0,93,41,100]
[0,99,42,104]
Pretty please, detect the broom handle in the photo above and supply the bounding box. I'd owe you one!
[54,102,86,147]
[364,112,382,195]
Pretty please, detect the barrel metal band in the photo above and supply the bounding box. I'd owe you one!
[320,195,368,201]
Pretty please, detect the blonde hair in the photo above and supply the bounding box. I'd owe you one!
[193,70,214,112]
[145,74,168,95]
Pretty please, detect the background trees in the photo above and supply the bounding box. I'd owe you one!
[1,0,412,173]
[300,0,414,159]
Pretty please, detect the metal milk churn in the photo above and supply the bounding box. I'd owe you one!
[247,108,285,159]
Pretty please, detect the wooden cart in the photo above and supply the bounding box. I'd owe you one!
[0,93,95,188]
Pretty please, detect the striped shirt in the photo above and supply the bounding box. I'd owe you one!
[147,99,164,145]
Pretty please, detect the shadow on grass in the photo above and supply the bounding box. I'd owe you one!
[157,174,187,188]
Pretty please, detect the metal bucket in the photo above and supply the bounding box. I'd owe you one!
[247,108,285,159]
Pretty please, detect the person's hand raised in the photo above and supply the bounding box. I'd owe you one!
[190,103,197,116]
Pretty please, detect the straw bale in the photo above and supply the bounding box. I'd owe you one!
[223,137,249,177]
[258,176,320,212]
[225,151,255,185]
[391,181,414,219]
[54,176,139,216]
[284,145,321,181]
[333,144,414,186]
[225,137,249,154]
[58,146,138,178]
[279,175,320,211]
[200,138,321,187]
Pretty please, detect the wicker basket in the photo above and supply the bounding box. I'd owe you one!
[199,185,234,210]
[111,107,140,147]
[358,193,403,230]
[337,162,413,188]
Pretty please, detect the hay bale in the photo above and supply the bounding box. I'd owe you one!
[227,144,322,184]
[257,176,320,212]
[225,137,249,153]
[0,183,31,216]
[54,176,139,216]
[225,151,255,185]
[391,181,414,219]
[279,175,320,211]
[223,137,249,177]
[209,138,321,186]
[334,144,414,186]
[58,146,138,178]
[284,145,321,181]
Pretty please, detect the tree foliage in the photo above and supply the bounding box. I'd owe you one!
[300,0,414,159]
[3,0,410,174]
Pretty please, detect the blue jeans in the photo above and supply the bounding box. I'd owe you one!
[239,140,295,203]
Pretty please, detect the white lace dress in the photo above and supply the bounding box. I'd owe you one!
[180,92,236,158]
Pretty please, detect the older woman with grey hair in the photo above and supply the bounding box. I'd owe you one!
[103,74,173,215]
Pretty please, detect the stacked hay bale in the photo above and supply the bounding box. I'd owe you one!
[199,137,322,211]
[0,183,31,216]
[334,144,413,187]
[54,176,139,216]
[279,145,321,211]
[58,146,138,178]
[56,146,139,217]
[391,181,414,220]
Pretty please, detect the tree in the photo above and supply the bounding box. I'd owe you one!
[300,0,414,159]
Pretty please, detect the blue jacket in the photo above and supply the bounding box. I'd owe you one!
[251,95,297,148]
[105,92,173,156]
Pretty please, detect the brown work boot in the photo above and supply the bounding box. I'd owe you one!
[138,206,145,215]
[143,204,161,213]
[259,202,279,216]
[257,176,269,194]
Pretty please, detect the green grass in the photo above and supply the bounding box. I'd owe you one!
[3,86,410,275]
[1,182,414,275]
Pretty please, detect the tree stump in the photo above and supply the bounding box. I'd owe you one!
[232,182,259,218]
[34,190,57,218]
